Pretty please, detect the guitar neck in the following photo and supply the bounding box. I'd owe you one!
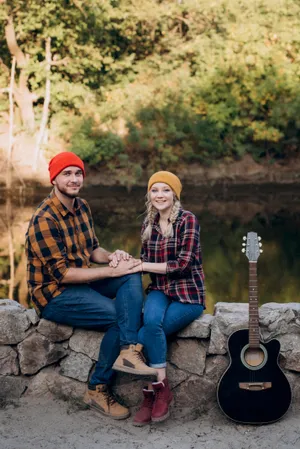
[249,261,260,348]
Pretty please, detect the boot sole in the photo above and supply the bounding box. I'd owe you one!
[112,363,157,376]
[151,410,170,423]
[132,420,152,427]
[84,399,131,420]
[151,399,174,423]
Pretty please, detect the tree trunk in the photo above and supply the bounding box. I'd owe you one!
[5,15,35,131]
[6,56,16,190]
[33,37,52,172]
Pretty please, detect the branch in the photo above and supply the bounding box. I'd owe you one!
[33,37,51,171]
[5,16,27,67]
[50,56,69,67]
[71,0,87,18]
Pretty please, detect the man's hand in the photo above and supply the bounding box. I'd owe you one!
[111,258,142,277]
[108,249,132,267]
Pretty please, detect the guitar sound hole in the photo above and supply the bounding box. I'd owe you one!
[241,344,268,370]
[244,348,265,367]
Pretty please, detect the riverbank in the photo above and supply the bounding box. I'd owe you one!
[1,396,299,449]
[1,154,300,190]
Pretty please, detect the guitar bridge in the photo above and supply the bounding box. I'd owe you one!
[239,382,272,391]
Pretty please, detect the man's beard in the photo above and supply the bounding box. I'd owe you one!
[56,184,81,199]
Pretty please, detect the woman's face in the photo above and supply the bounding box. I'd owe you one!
[149,182,174,215]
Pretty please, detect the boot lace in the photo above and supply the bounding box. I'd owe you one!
[101,388,117,407]
[133,348,146,363]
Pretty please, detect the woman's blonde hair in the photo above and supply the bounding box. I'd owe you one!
[142,192,181,242]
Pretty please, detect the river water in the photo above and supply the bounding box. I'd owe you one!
[1,184,300,314]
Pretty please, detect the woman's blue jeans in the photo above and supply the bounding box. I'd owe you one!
[138,290,204,368]
[41,273,143,386]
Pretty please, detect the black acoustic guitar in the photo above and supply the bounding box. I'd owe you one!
[217,231,292,424]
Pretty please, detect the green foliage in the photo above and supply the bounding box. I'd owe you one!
[70,118,124,164]
[1,0,300,179]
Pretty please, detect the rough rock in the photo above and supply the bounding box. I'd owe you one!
[173,375,216,411]
[0,375,28,398]
[204,355,229,383]
[277,334,300,372]
[25,367,86,401]
[26,308,40,325]
[44,370,86,400]
[208,302,249,354]
[260,303,300,339]
[166,362,189,389]
[177,313,213,339]
[0,346,19,375]
[18,332,68,375]
[169,339,207,376]
[59,351,93,382]
[69,329,104,360]
[0,299,31,344]
[37,319,73,342]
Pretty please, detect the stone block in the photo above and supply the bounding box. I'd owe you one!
[0,346,19,375]
[69,329,104,360]
[0,375,28,398]
[59,351,93,382]
[177,313,214,339]
[0,299,31,344]
[169,339,207,376]
[18,332,68,375]
[37,319,73,342]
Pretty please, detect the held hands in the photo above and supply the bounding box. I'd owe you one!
[108,249,132,268]
[111,258,143,277]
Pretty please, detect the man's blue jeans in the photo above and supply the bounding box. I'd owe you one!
[42,273,143,385]
[138,290,204,368]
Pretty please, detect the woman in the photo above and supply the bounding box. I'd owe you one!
[133,171,206,425]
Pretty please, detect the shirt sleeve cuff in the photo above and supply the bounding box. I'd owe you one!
[166,261,179,274]
[50,262,70,283]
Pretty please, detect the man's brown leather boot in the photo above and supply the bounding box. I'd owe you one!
[133,389,155,426]
[113,344,157,376]
[84,384,130,420]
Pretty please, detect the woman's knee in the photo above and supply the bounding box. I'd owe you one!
[143,316,163,332]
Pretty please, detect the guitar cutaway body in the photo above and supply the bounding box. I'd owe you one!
[217,329,292,424]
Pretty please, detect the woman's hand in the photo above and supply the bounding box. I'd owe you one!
[108,249,132,267]
[111,258,143,277]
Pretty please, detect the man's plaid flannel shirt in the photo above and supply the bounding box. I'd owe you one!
[25,190,99,313]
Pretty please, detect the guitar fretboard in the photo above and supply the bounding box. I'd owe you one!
[249,261,260,348]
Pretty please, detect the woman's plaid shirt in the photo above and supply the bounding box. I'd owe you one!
[141,209,205,306]
[25,190,100,313]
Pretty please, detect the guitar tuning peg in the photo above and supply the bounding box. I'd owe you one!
[258,236,261,241]
[242,248,246,253]
[242,243,246,246]
[243,236,247,240]
[259,243,262,247]
[260,249,263,253]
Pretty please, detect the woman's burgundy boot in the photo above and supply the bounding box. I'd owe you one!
[151,378,174,423]
[133,389,155,426]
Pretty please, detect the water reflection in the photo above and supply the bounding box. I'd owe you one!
[1,185,300,314]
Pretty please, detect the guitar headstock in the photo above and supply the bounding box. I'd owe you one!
[242,232,263,262]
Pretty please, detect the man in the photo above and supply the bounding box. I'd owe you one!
[25,151,156,420]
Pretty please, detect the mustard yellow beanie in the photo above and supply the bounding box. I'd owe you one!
[147,171,182,199]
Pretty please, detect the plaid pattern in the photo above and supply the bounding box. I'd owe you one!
[25,190,100,313]
[141,209,205,306]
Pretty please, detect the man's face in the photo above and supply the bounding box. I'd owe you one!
[53,165,84,198]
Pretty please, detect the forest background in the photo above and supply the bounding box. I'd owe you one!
[1,0,300,186]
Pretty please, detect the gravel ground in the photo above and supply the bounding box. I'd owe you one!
[1,397,299,449]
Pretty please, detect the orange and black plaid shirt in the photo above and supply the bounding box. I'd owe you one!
[25,190,100,313]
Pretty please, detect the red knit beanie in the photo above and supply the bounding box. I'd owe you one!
[48,152,85,184]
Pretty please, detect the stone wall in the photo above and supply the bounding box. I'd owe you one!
[1,299,300,415]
